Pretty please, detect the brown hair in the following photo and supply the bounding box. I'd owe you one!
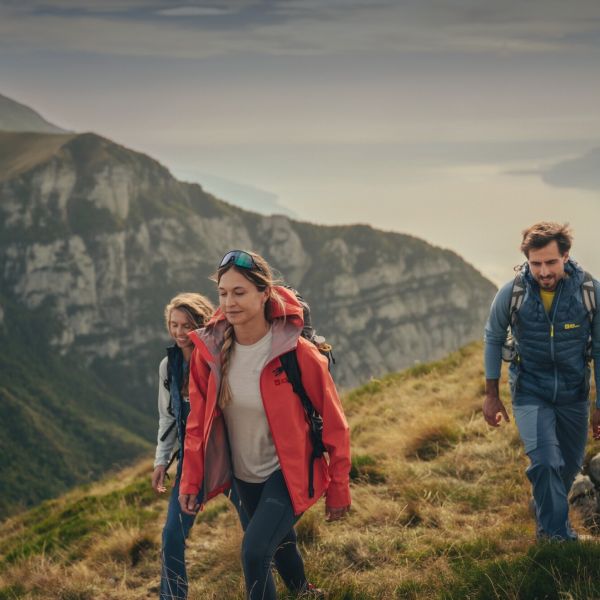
[212,251,284,409]
[520,222,573,257]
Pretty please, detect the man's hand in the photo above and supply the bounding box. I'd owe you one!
[151,465,167,493]
[592,408,600,440]
[179,494,200,515]
[483,394,510,427]
[325,505,350,522]
[483,378,510,427]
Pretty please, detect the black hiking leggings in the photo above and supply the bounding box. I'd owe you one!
[235,470,307,600]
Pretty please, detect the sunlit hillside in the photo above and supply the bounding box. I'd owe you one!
[1,343,599,600]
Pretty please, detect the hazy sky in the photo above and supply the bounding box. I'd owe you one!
[1,0,600,284]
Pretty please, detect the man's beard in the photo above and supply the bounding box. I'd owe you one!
[538,276,557,290]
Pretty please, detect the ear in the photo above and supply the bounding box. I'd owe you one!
[562,252,569,264]
[262,289,270,305]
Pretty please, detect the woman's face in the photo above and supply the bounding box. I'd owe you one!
[218,268,268,328]
[168,308,195,349]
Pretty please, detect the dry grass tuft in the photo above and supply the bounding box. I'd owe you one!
[2,342,599,599]
[404,422,461,461]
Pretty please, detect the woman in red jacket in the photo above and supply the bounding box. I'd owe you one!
[179,250,351,599]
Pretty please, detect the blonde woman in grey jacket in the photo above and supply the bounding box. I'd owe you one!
[152,292,247,600]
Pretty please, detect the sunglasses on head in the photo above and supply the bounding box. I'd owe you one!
[218,250,263,272]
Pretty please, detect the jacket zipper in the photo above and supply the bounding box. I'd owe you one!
[542,280,564,402]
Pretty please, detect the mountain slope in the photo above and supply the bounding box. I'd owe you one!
[0,131,75,182]
[1,343,598,600]
[0,129,496,519]
[0,130,496,389]
[0,94,68,134]
[0,296,153,518]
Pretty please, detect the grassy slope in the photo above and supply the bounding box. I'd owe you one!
[1,343,599,600]
[0,131,75,182]
[0,300,154,519]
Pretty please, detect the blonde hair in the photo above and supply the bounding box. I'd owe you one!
[213,251,285,409]
[164,292,214,333]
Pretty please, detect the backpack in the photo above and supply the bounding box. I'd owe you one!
[160,351,188,474]
[287,286,335,369]
[279,287,334,498]
[160,359,177,442]
[502,270,597,363]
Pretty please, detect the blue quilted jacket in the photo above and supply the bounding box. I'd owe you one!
[510,261,592,403]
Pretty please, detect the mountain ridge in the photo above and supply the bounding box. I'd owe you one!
[0,94,68,135]
[0,125,495,519]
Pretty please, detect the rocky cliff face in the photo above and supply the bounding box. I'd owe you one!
[0,129,497,516]
[0,132,496,399]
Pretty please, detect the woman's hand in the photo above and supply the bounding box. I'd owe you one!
[325,505,350,522]
[179,494,200,515]
[151,465,167,493]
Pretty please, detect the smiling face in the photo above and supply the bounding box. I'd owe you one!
[527,240,568,291]
[168,308,196,350]
[218,267,269,329]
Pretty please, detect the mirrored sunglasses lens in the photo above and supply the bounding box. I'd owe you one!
[219,251,236,267]
[234,253,254,269]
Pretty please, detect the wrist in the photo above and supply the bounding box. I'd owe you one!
[485,379,500,399]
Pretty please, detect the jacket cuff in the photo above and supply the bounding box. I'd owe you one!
[325,482,351,508]
[179,482,201,496]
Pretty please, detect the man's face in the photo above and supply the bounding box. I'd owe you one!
[527,240,568,291]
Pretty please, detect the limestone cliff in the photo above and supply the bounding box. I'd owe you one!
[0,129,497,516]
[0,131,495,394]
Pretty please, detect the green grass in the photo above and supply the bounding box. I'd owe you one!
[0,475,158,563]
[1,343,598,600]
[443,542,600,600]
[350,454,387,484]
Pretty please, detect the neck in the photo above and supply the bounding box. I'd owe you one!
[181,345,193,362]
[234,317,270,346]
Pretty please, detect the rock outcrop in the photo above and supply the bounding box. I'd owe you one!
[0,128,498,517]
[0,131,496,399]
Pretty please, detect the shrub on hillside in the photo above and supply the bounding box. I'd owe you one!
[405,423,461,461]
[349,454,386,484]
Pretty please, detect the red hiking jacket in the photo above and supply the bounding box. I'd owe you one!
[179,286,351,515]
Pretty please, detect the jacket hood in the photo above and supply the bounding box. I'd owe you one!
[188,285,305,362]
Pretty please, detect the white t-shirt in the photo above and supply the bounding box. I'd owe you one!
[223,328,280,483]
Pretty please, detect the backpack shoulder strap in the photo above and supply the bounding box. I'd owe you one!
[509,272,526,328]
[582,272,597,323]
[279,349,325,498]
[165,358,174,417]
[279,350,314,418]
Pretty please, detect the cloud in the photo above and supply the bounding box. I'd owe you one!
[542,148,600,191]
[1,0,600,60]
[156,6,236,17]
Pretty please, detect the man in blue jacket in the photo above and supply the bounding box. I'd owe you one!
[483,222,600,540]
